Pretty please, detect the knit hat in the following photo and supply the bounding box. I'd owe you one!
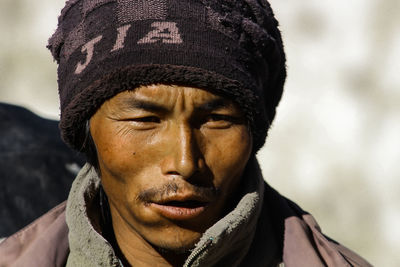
[48,0,286,152]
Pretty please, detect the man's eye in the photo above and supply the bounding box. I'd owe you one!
[130,116,160,123]
[206,114,229,121]
[203,114,235,128]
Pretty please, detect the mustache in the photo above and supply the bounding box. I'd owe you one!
[137,182,220,203]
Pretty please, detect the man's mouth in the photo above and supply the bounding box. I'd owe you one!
[139,183,219,220]
[149,198,210,220]
[161,200,207,208]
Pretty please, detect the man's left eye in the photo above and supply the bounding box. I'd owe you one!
[206,114,230,121]
[203,114,235,128]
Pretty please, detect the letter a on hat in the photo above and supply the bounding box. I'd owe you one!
[137,22,182,44]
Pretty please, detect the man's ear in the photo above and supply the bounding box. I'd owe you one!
[82,120,100,173]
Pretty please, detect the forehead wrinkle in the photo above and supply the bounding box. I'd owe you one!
[119,97,170,113]
[111,88,175,114]
[110,85,236,116]
[195,97,234,112]
[174,86,233,112]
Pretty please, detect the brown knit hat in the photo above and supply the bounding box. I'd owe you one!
[48,0,286,152]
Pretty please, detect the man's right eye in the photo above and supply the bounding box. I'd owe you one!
[131,116,160,123]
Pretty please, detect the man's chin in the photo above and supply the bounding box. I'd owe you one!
[151,239,198,255]
[155,245,193,255]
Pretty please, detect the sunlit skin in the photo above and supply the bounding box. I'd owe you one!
[90,84,253,266]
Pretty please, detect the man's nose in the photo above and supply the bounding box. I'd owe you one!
[161,124,202,179]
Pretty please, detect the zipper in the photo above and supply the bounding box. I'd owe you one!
[184,237,214,267]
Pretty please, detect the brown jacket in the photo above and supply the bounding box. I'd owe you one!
[0,161,372,267]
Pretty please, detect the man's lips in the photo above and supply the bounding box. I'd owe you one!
[150,203,207,220]
[147,196,211,220]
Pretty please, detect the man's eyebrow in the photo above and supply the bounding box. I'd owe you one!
[197,98,233,112]
[120,98,169,113]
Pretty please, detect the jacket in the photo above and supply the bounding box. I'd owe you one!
[0,158,372,266]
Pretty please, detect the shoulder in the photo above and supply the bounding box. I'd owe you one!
[0,202,69,267]
[262,183,373,267]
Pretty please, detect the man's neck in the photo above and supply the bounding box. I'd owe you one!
[109,209,188,267]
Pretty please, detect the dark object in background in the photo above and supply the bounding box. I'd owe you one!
[0,103,84,237]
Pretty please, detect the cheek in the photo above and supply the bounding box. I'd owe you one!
[93,122,166,188]
[202,127,252,187]
[94,124,150,177]
[91,127,148,207]
[94,130,160,216]
[93,130,137,198]
[96,133,134,176]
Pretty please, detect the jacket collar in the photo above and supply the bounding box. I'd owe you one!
[65,164,120,266]
[65,157,273,266]
[183,157,266,266]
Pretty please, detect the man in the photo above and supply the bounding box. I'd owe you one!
[0,0,371,266]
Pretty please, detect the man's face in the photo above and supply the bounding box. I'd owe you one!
[90,84,252,252]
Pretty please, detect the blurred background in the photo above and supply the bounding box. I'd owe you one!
[0,0,399,265]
